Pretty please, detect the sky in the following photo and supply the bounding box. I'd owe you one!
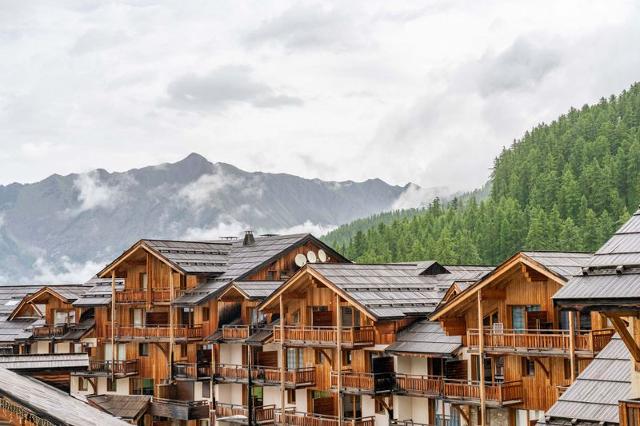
[1,0,639,193]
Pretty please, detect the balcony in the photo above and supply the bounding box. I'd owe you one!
[150,398,211,421]
[276,410,375,426]
[330,371,395,395]
[107,324,203,341]
[442,379,523,406]
[173,362,212,380]
[115,288,181,304]
[273,326,375,348]
[215,403,275,425]
[82,359,139,377]
[254,366,315,389]
[214,364,315,389]
[221,325,251,342]
[620,399,640,426]
[32,324,69,338]
[391,421,450,426]
[395,374,443,398]
[467,328,615,357]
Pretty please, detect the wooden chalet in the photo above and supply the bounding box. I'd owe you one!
[431,252,614,426]
[71,231,346,425]
[257,262,489,426]
[552,209,640,426]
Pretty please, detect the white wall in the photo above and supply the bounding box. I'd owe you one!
[216,383,243,405]
[219,343,243,365]
[362,395,389,426]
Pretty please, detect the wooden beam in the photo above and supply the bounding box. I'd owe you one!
[481,288,506,300]
[477,290,486,426]
[111,270,116,382]
[608,315,640,363]
[318,348,333,365]
[452,405,470,425]
[279,294,285,425]
[169,270,174,381]
[569,311,577,382]
[337,294,343,426]
[531,357,550,379]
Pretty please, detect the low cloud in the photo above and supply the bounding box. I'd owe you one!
[179,167,265,209]
[69,171,132,215]
[182,217,248,240]
[165,65,303,111]
[263,220,337,237]
[31,256,105,284]
[391,184,449,210]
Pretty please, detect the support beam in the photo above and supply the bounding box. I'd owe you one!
[318,349,333,365]
[279,295,285,425]
[531,357,550,379]
[452,405,470,425]
[337,294,343,426]
[477,290,486,426]
[111,270,116,382]
[169,270,175,381]
[608,315,640,363]
[568,311,576,382]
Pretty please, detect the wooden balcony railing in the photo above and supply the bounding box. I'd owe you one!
[114,288,181,303]
[173,362,212,380]
[221,325,251,341]
[255,366,315,388]
[620,399,640,426]
[330,371,395,394]
[215,403,276,425]
[443,379,523,405]
[467,328,615,355]
[395,373,443,397]
[273,326,375,347]
[276,410,375,426]
[88,359,139,376]
[115,290,147,303]
[214,363,250,382]
[150,398,211,421]
[391,420,450,426]
[106,324,203,340]
[32,324,69,338]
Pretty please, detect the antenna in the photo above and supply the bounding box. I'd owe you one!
[294,253,307,268]
[318,249,327,263]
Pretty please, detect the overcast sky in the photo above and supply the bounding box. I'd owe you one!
[1,0,639,192]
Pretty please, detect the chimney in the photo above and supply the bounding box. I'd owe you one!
[243,230,255,246]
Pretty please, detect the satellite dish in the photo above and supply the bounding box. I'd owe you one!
[307,251,317,263]
[318,249,327,263]
[295,253,307,267]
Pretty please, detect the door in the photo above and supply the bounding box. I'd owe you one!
[132,308,144,328]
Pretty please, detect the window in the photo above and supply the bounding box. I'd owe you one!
[139,343,149,357]
[291,310,300,324]
[312,391,331,399]
[107,378,117,392]
[315,349,325,364]
[341,307,360,327]
[131,378,154,396]
[511,306,526,332]
[287,348,304,369]
[78,377,88,391]
[54,310,75,325]
[107,307,112,322]
[180,344,188,358]
[202,381,210,398]
[521,358,535,376]
[375,398,386,415]
[266,270,277,280]
[131,308,144,328]
[563,359,572,380]
[140,273,148,291]
[483,311,499,328]
[342,350,352,366]
[287,389,296,404]
[202,307,210,322]
[579,312,592,331]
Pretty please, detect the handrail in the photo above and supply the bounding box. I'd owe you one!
[276,409,376,426]
[273,325,375,345]
[467,328,614,353]
[152,397,210,407]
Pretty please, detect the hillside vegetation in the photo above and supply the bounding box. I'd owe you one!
[325,83,640,265]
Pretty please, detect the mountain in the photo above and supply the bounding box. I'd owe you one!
[326,83,640,265]
[0,153,442,283]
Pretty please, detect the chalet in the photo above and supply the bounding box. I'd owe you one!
[256,261,489,426]
[552,209,640,426]
[430,251,614,426]
[71,232,346,425]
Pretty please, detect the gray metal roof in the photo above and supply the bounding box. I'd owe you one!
[0,285,54,344]
[143,239,231,274]
[554,209,640,303]
[233,281,284,299]
[386,319,461,356]
[544,336,631,424]
[174,233,338,305]
[86,394,150,420]
[0,366,129,425]
[73,277,125,307]
[522,252,593,279]
[306,263,490,320]
[0,353,88,370]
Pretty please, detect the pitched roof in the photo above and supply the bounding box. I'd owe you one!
[262,262,490,320]
[385,319,461,356]
[554,209,640,306]
[73,277,125,307]
[143,239,231,274]
[174,233,347,305]
[221,281,284,300]
[522,251,593,278]
[9,284,92,320]
[543,336,630,424]
[0,367,129,425]
[86,394,150,421]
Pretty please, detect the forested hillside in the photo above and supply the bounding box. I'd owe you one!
[326,83,640,265]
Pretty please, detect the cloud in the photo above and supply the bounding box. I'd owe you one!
[263,220,337,237]
[244,4,370,52]
[165,65,303,111]
[391,184,448,210]
[178,167,265,209]
[30,256,104,284]
[70,171,133,215]
[182,216,248,240]
[70,28,129,55]
[475,37,562,97]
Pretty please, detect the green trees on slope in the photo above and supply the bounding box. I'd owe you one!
[327,83,640,265]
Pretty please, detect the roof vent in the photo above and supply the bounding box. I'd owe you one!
[616,265,624,275]
[243,230,255,246]
[581,267,589,276]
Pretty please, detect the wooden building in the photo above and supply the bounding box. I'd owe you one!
[431,252,614,426]
[552,209,640,426]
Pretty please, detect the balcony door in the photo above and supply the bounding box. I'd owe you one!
[343,394,362,419]
[105,343,127,361]
[131,308,144,328]
[341,307,360,327]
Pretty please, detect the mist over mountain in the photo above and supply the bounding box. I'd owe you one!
[0,153,443,283]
